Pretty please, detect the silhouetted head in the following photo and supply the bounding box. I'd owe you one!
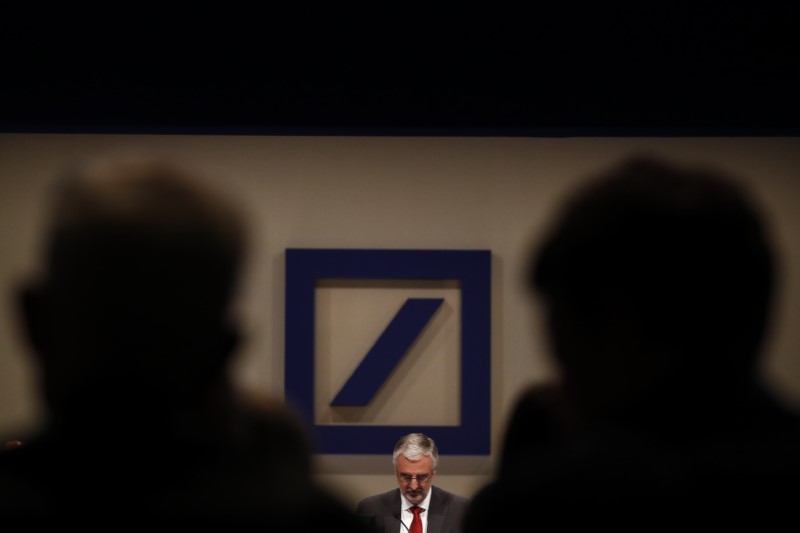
[20,154,247,426]
[529,155,774,420]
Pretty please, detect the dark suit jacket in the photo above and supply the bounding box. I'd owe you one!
[357,486,469,533]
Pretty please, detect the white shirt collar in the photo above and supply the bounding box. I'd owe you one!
[402,486,433,512]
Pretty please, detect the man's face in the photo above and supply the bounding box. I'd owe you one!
[395,454,436,505]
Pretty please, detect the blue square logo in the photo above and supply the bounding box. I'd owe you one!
[285,249,491,454]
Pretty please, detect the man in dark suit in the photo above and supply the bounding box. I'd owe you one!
[357,433,469,533]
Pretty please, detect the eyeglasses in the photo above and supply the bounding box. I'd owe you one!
[398,473,431,484]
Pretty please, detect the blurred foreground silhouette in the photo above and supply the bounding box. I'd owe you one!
[465,155,800,528]
[0,154,370,530]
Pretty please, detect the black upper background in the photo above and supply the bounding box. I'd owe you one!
[2,7,799,135]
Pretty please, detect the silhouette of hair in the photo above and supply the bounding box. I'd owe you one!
[529,155,774,381]
[29,154,248,415]
[46,154,245,333]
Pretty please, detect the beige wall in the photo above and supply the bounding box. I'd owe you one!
[1,134,799,506]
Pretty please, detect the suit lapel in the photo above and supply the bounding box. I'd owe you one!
[426,487,446,533]
[382,488,404,533]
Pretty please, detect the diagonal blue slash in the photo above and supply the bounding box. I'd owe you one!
[331,297,444,406]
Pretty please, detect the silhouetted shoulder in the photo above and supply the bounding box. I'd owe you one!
[497,382,568,478]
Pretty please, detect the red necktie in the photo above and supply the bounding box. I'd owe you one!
[410,505,424,533]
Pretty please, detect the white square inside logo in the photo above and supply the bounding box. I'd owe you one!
[314,280,461,426]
